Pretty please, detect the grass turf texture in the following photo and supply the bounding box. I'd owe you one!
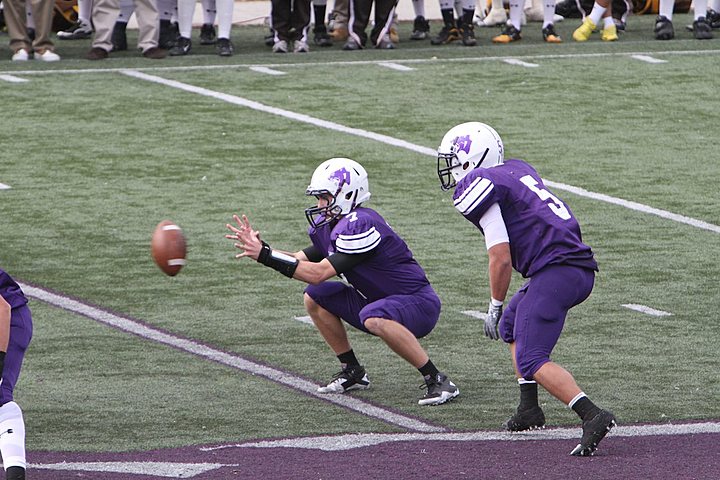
[1,13,719,452]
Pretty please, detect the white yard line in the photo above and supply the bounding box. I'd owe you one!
[249,66,287,75]
[503,59,540,68]
[631,54,668,64]
[121,69,720,235]
[3,48,719,77]
[622,304,673,316]
[19,283,446,433]
[203,421,720,451]
[0,74,29,83]
[0,183,11,190]
[378,62,415,71]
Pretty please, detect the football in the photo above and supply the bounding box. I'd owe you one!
[151,220,187,276]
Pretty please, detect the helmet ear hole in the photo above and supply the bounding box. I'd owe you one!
[462,161,470,171]
[345,192,352,200]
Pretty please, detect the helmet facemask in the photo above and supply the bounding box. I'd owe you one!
[305,192,346,228]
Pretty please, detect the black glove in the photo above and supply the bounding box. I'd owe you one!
[484,301,503,340]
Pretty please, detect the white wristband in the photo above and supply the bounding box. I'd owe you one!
[490,297,504,307]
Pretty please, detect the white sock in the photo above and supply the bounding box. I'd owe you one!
[202,0,216,24]
[412,0,425,17]
[509,0,523,29]
[176,0,197,38]
[543,0,556,27]
[216,0,234,39]
[78,0,93,23]
[589,2,606,25]
[0,402,26,470]
[659,0,673,20]
[694,0,708,19]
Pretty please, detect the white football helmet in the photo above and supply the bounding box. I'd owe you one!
[305,158,371,228]
[437,122,504,191]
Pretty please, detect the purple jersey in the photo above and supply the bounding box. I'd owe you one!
[308,207,431,301]
[0,269,28,310]
[453,159,598,277]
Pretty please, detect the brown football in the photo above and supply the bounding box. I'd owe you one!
[151,220,187,276]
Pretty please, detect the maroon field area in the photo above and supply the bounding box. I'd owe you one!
[28,431,719,479]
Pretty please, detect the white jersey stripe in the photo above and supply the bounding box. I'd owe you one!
[336,228,381,254]
[454,177,494,215]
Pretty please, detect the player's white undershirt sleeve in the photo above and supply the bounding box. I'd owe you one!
[478,202,509,250]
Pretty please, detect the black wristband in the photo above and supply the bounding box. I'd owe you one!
[257,241,299,278]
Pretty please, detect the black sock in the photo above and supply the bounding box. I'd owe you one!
[313,5,327,30]
[572,396,601,422]
[6,466,25,480]
[518,379,539,410]
[418,359,439,379]
[337,349,360,368]
[462,9,475,26]
[441,8,456,27]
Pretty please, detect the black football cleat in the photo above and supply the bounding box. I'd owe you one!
[503,406,546,431]
[654,15,674,40]
[570,409,617,456]
[200,23,217,44]
[169,36,192,56]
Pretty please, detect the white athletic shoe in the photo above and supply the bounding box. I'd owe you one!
[12,49,30,61]
[317,365,370,393]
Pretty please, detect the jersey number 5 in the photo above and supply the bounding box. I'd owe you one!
[520,175,571,220]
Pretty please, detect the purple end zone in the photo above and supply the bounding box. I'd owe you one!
[27,432,720,479]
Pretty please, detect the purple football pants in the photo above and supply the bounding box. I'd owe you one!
[1,304,32,406]
[499,265,595,380]
[304,282,441,339]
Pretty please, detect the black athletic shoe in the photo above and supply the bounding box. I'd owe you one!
[570,409,617,456]
[111,21,127,51]
[461,23,478,46]
[431,25,461,44]
[411,15,430,40]
[493,23,522,43]
[542,23,562,42]
[216,37,233,56]
[654,15,674,40]
[264,29,275,47]
[200,23,217,44]
[317,365,370,393]
[503,405,546,431]
[418,372,459,405]
[707,8,720,28]
[313,25,333,46]
[693,17,714,39]
[169,36,191,55]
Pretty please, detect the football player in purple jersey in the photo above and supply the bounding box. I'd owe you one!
[226,158,459,406]
[0,269,32,480]
[436,122,615,456]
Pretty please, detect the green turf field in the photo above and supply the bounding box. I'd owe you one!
[1,14,719,453]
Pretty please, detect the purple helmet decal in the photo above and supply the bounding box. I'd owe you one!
[330,168,351,189]
[452,135,472,154]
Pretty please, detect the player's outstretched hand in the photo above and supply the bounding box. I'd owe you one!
[225,214,262,261]
[484,301,503,340]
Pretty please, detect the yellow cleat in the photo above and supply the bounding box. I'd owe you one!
[601,24,618,41]
[492,24,522,43]
[572,18,597,42]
